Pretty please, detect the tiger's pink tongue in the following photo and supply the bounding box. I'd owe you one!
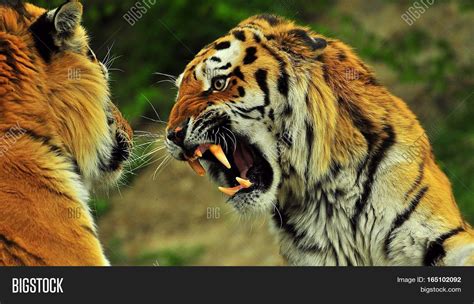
[233,141,253,179]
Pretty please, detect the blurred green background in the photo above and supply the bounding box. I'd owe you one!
[33,0,474,265]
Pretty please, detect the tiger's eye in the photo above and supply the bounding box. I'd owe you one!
[212,77,227,91]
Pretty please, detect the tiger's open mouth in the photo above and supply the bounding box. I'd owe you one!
[184,135,273,199]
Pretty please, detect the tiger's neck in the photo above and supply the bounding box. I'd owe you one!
[274,164,373,265]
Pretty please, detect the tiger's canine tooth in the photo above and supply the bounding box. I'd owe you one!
[218,185,242,196]
[209,144,231,169]
[236,177,252,188]
[188,159,206,176]
[195,148,203,158]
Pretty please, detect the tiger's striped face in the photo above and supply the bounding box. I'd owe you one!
[167,15,327,213]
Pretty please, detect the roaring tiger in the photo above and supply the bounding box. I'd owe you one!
[166,14,474,266]
[0,0,132,266]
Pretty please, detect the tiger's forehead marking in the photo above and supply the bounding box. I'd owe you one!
[187,37,245,89]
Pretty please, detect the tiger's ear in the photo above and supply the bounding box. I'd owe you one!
[29,0,86,62]
[280,28,327,58]
[52,0,83,35]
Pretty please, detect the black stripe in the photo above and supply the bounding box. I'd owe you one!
[280,129,293,147]
[338,98,379,181]
[234,105,264,114]
[261,44,289,98]
[243,47,257,65]
[278,71,289,98]
[82,225,98,238]
[1,0,28,16]
[283,103,293,116]
[255,69,270,106]
[273,200,307,246]
[338,51,347,61]
[322,64,330,83]
[274,197,326,253]
[325,197,334,219]
[215,41,231,50]
[268,108,275,121]
[365,75,381,86]
[404,160,425,200]
[232,30,246,42]
[231,109,253,119]
[29,12,59,63]
[253,33,262,43]
[338,98,378,155]
[0,234,46,265]
[232,67,245,81]
[218,62,232,70]
[255,14,281,26]
[71,158,81,176]
[39,183,77,202]
[351,125,396,233]
[287,29,327,51]
[209,56,221,63]
[384,186,429,256]
[237,86,245,97]
[304,120,314,180]
[423,227,464,266]
[6,128,64,157]
[265,34,275,41]
[4,127,81,177]
[0,40,29,76]
[305,92,312,108]
[191,113,212,134]
[297,243,323,253]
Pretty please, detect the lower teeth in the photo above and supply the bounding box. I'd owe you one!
[218,177,253,197]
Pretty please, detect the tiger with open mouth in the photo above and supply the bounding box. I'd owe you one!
[166,14,474,266]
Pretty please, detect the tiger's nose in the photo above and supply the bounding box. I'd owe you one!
[167,118,190,147]
[167,126,186,146]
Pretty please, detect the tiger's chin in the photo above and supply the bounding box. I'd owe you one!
[184,134,278,214]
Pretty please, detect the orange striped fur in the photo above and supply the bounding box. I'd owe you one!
[0,1,132,266]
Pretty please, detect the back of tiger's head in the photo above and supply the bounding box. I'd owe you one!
[0,0,133,190]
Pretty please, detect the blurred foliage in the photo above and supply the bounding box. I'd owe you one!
[435,101,474,223]
[90,197,111,219]
[31,1,473,224]
[134,246,205,266]
[107,238,204,266]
